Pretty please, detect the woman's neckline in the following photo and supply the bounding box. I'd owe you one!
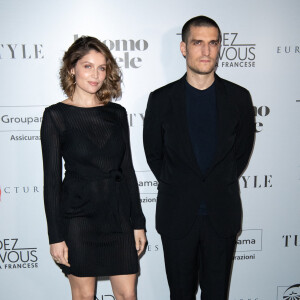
[59,101,109,109]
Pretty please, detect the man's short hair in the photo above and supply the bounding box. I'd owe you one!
[181,15,222,43]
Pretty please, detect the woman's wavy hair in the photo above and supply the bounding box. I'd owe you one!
[59,36,122,104]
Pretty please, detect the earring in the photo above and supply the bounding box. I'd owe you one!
[71,73,76,85]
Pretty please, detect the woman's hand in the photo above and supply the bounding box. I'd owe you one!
[50,241,70,267]
[134,229,147,256]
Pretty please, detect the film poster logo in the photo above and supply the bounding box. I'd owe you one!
[138,175,158,204]
[254,105,270,133]
[0,44,44,59]
[128,112,144,127]
[0,185,40,202]
[276,45,300,54]
[219,33,256,68]
[233,298,258,300]
[147,244,159,252]
[277,284,300,300]
[74,34,149,69]
[240,174,272,189]
[95,296,115,300]
[234,229,262,261]
[0,238,38,270]
[282,234,300,247]
[136,171,157,204]
[0,106,44,142]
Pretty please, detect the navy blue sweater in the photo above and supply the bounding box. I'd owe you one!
[185,80,217,215]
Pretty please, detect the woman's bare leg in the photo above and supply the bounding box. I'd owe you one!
[68,275,96,300]
[110,274,137,300]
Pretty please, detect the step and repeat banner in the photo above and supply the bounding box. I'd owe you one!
[0,0,299,299]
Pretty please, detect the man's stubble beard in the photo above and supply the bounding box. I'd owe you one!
[187,63,216,76]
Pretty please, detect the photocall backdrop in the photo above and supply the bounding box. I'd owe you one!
[0,0,299,299]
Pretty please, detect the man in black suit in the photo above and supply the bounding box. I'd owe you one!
[143,16,255,300]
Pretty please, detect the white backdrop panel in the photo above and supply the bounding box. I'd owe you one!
[0,0,299,299]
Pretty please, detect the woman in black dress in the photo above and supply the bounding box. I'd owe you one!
[41,36,146,300]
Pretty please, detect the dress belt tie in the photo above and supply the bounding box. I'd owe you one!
[65,169,123,181]
[65,169,124,232]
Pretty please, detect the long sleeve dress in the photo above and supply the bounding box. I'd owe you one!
[41,101,145,277]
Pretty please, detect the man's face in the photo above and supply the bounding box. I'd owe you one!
[180,25,220,76]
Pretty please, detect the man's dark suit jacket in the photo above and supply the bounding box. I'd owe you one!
[143,74,255,239]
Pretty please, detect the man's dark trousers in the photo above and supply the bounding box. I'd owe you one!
[161,216,236,300]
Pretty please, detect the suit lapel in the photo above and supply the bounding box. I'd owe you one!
[205,75,235,177]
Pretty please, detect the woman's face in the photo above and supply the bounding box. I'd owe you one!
[71,49,107,96]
